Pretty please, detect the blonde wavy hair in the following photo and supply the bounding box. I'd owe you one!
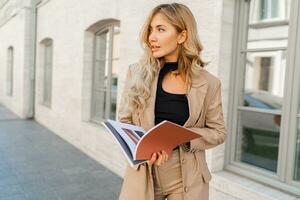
[124,3,209,114]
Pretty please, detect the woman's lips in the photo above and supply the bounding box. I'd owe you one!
[151,46,160,51]
[150,44,160,51]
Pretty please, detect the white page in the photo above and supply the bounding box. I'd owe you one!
[107,119,146,158]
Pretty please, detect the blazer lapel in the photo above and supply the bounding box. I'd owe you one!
[184,78,208,127]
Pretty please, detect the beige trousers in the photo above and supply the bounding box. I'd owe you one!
[152,149,184,200]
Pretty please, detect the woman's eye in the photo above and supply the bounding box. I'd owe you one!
[158,28,165,32]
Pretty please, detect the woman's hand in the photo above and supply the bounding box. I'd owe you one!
[147,150,169,166]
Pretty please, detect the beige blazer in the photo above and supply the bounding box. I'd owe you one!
[118,62,227,200]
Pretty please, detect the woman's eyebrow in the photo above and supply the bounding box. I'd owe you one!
[149,24,167,29]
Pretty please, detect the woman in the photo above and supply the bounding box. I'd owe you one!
[118,3,226,200]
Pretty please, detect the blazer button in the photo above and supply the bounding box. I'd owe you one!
[182,158,186,164]
[184,186,188,192]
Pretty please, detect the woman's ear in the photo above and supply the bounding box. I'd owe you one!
[178,30,187,44]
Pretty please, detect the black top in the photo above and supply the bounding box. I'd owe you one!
[154,62,190,126]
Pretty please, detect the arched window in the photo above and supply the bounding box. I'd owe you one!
[89,21,120,122]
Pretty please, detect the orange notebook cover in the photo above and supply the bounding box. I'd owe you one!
[135,120,200,160]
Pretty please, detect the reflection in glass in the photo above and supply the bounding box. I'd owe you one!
[237,51,285,171]
[236,110,280,172]
[249,0,290,23]
[244,51,285,110]
[260,0,279,20]
[247,0,290,49]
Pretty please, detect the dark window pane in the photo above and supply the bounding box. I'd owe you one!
[294,122,300,181]
[235,110,280,172]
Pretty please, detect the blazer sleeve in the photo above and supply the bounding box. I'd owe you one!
[183,80,227,152]
[117,65,133,124]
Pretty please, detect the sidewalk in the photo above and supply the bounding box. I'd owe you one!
[0,104,122,200]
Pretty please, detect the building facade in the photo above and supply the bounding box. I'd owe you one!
[0,0,299,199]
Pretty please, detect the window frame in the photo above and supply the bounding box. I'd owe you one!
[225,0,300,195]
[286,0,300,189]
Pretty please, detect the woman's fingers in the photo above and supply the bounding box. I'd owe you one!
[162,150,168,161]
[155,150,169,166]
[148,150,169,166]
[151,152,158,163]
[148,152,157,165]
[155,151,163,166]
[161,151,166,164]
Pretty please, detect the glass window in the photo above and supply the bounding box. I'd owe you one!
[91,23,120,122]
[293,88,300,182]
[249,0,290,23]
[6,46,14,96]
[41,39,53,107]
[236,110,281,172]
[231,0,300,195]
[235,0,290,172]
[294,118,300,181]
[110,26,120,119]
[235,50,285,172]
[260,0,279,20]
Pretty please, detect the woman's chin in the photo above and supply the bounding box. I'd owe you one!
[152,52,164,58]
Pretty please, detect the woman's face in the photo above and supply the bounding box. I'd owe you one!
[148,13,186,62]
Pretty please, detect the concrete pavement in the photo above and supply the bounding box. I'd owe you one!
[0,104,122,200]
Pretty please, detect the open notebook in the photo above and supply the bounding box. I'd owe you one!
[102,119,200,167]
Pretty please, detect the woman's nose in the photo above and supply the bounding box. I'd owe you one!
[149,32,157,42]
